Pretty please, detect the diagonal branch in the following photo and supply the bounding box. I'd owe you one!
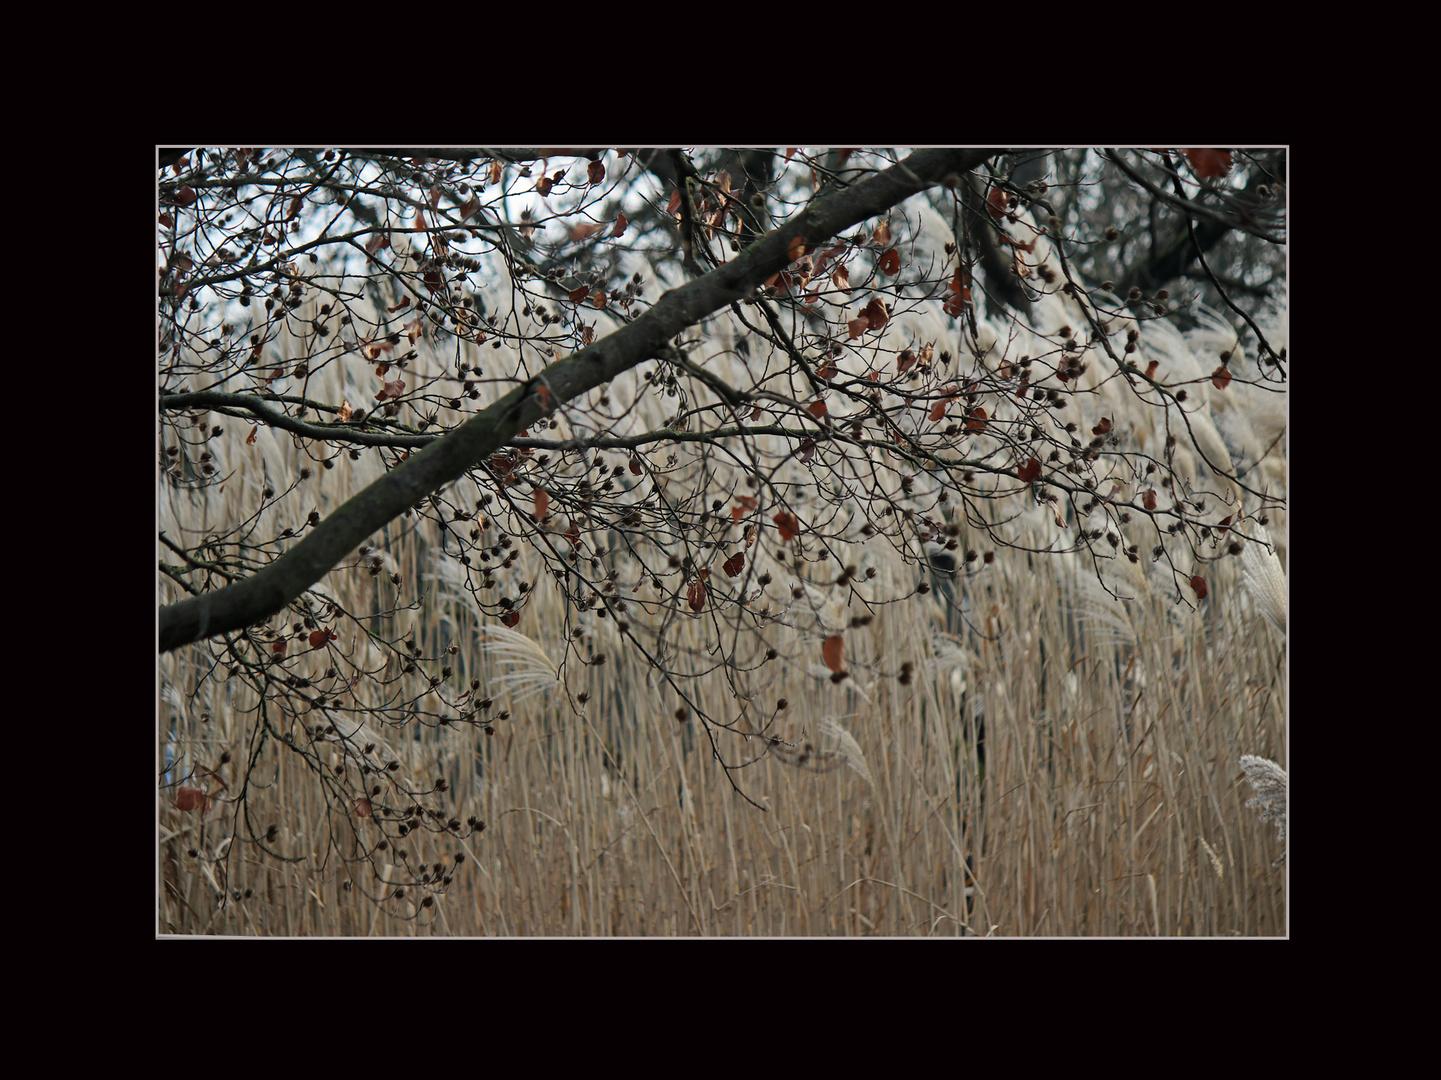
[159,148,1001,653]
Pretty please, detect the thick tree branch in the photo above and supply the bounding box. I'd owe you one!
[159,148,1000,652]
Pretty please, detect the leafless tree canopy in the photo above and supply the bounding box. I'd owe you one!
[158,148,1286,910]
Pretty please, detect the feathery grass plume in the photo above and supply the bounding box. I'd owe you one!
[771,716,873,785]
[1240,754,1287,866]
[476,624,560,705]
[1239,524,1287,635]
[427,554,561,702]
[818,716,873,787]
[1062,559,1145,649]
[928,633,980,698]
[160,680,186,722]
[1199,837,1225,881]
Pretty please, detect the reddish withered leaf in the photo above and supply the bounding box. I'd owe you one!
[612,213,627,237]
[175,787,211,814]
[1184,149,1233,180]
[1143,489,1158,510]
[930,386,958,423]
[569,285,591,303]
[788,236,809,262]
[987,184,1007,218]
[501,611,520,627]
[354,797,372,818]
[774,512,800,542]
[879,248,900,275]
[687,578,707,612]
[533,488,549,521]
[965,406,989,432]
[490,451,518,480]
[629,455,642,475]
[309,628,336,650]
[864,298,889,333]
[731,495,756,521]
[1211,365,1232,390]
[375,377,405,402]
[807,399,827,418]
[587,160,606,185]
[871,221,891,247]
[723,552,745,578]
[813,242,846,277]
[1017,458,1041,483]
[1189,575,1208,599]
[822,635,845,674]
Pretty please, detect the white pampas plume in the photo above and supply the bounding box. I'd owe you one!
[476,624,560,704]
[1239,754,1287,866]
[1199,836,1225,881]
[818,717,873,786]
[1240,525,1287,635]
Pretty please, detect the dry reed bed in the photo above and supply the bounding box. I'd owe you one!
[160,220,1285,936]
[161,485,1286,934]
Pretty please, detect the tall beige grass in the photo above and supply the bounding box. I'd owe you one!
[161,486,1286,934]
[160,198,1286,936]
